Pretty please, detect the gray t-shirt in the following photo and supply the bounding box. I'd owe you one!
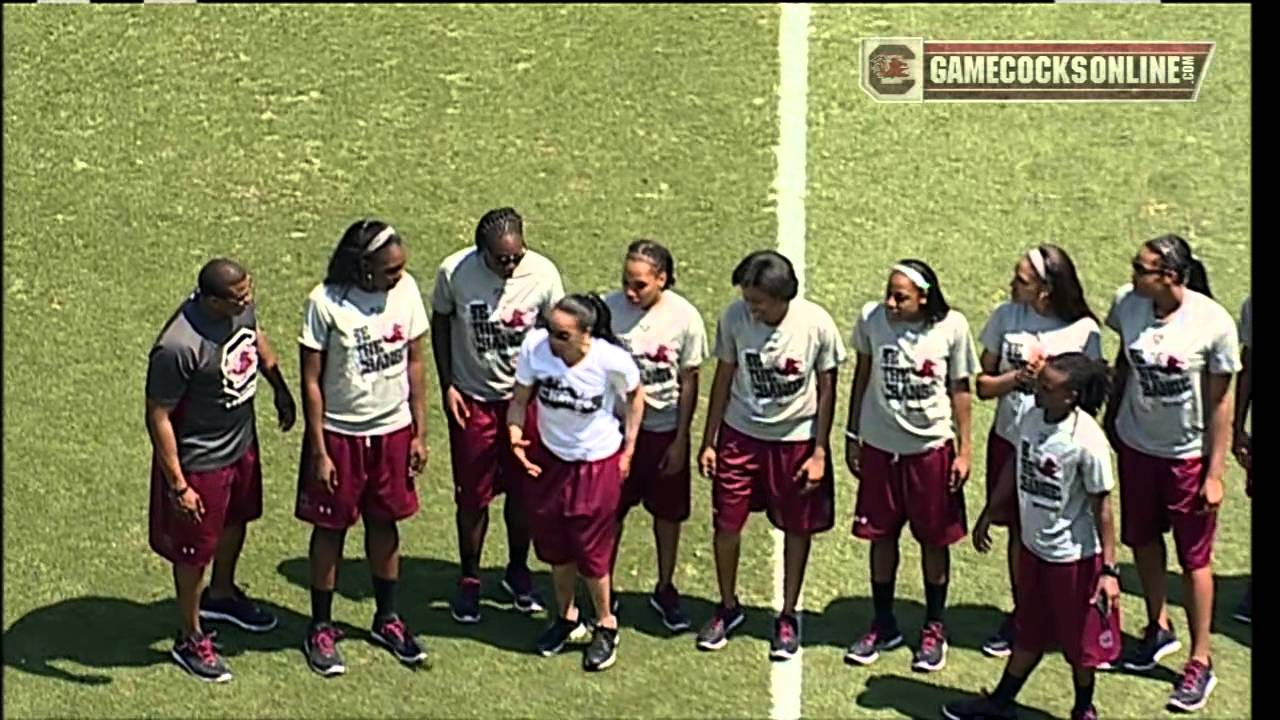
[1240,296,1252,348]
[714,297,848,442]
[1015,408,1115,563]
[979,302,1103,441]
[146,298,259,472]
[605,290,708,433]
[431,247,565,402]
[852,302,980,455]
[1106,284,1241,459]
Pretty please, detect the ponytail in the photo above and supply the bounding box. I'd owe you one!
[1047,352,1112,417]
[554,293,623,348]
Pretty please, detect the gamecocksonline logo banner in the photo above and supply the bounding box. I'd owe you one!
[861,38,1214,103]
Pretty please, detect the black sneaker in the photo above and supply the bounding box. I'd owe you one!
[648,583,691,633]
[583,624,619,672]
[981,614,1015,658]
[170,630,232,683]
[1232,587,1251,624]
[844,622,905,666]
[1167,659,1218,713]
[1071,705,1098,720]
[199,585,278,633]
[1121,623,1181,672]
[304,623,346,677]
[536,616,590,657]
[940,694,1018,720]
[451,577,482,624]
[371,614,427,666]
[911,621,948,672]
[695,602,746,651]
[769,613,801,661]
[501,565,545,614]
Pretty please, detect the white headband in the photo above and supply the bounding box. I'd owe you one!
[1027,248,1047,280]
[364,225,398,256]
[892,264,931,291]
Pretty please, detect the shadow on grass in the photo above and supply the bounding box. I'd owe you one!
[2,596,323,685]
[856,674,1058,720]
[1116,563,1251,649]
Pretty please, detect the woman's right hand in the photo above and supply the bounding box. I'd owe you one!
[312,451,338,493]
[699,446,717,479]
[845,438,862,479]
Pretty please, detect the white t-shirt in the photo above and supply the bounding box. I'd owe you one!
[515,328,642,462]
[713,297,848,443]
[852,302,980,455]
[299,273,430,436]
[1106,284,1241,459]
[430,247,565,402]
[979,302,1103,441]
[1015,408,1115,564]
[605,290,708,433]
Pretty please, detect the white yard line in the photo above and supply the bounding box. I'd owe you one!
[770,4,810,720]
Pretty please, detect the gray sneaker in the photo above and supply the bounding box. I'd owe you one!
[171,631,232,683]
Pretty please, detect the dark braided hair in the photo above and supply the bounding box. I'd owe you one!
[627,239,676,289]
[1046,352,1112,417]
[475,207,524,251]
[554,293,623,348]
[1145,234,1212,298]
[325,219,401,287]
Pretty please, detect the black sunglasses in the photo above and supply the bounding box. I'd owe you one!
[489,250,525,267]
[1131,261,1164,277]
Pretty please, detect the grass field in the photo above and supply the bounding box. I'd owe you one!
[3,4,1251,719]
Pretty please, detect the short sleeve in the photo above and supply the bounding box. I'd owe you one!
[852,302,876,355]
[546,266,566,310]
[514,331,542,386]
[948,314,980,381]
[430,263,455,315]
[405,278,430,341]
[978,304,1007,356]
[713,305,738,364]
[1104,285,1131,334]
[1080,440,1115,495]
[299,292,331,351]
[611,345,642,393]
[1082,320,1104,361]
[815,309,849,372]
[1207,310,1242,376]
[146,343,196,407]
[680,307,709,369]
[1239,297,1252,348]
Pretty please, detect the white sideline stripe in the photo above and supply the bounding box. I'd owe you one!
[771,4,809,720]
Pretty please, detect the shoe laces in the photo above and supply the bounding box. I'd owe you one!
[921,622,945,653]
[191,632,220,665]
[777,616,797,644]
[1179,660,1208,692]
[379,617,407,643]
[313,625,343,654]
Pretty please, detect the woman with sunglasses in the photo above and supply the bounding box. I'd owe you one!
[844,259,978,674]
[1103,234,1239,713]
[295,219,431,675]
[429,207,566,624]
[975,245,1102,658]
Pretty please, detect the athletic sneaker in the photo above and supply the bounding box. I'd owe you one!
[695,602,746,651]
[1167,659,1218,713]
[371,614,427,665]
[649,584,691,633]
[451,576,482,624]
[981,614,1015,658]
[844,622,905,666]
[1071,705,1099,720]
[1232,587,1251,624]
[769,613,801,661]
[583,625,619,672]
[536,616,590,657]
[171,630,232,683]
[940,694,1017,720]
[199,585,278,633]
[304,623,346,677]
[1121,624,1181,672]
[501,565,545,614]
[911,621,948,673]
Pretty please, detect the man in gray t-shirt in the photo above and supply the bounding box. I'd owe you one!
[145,258,296,683]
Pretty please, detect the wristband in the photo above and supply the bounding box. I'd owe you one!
[1102,564,1120,579]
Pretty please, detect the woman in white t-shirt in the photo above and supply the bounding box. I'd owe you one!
[975,244,1103,658]
[844,259,979,674]
[1103,234,1239,713]
[508,294,646,673]
[294,219,431,676]
[945,353,1120,720]
[604,240,708,633]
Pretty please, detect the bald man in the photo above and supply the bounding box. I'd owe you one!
[146,258,297,682]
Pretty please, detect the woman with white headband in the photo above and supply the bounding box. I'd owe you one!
[295,219,431,676]
[974,244,1103,659]
[844,258,979,673]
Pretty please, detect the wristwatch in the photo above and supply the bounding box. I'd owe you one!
[1102,564,1120,579]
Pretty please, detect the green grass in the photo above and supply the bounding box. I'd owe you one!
[4,4,1249,719]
